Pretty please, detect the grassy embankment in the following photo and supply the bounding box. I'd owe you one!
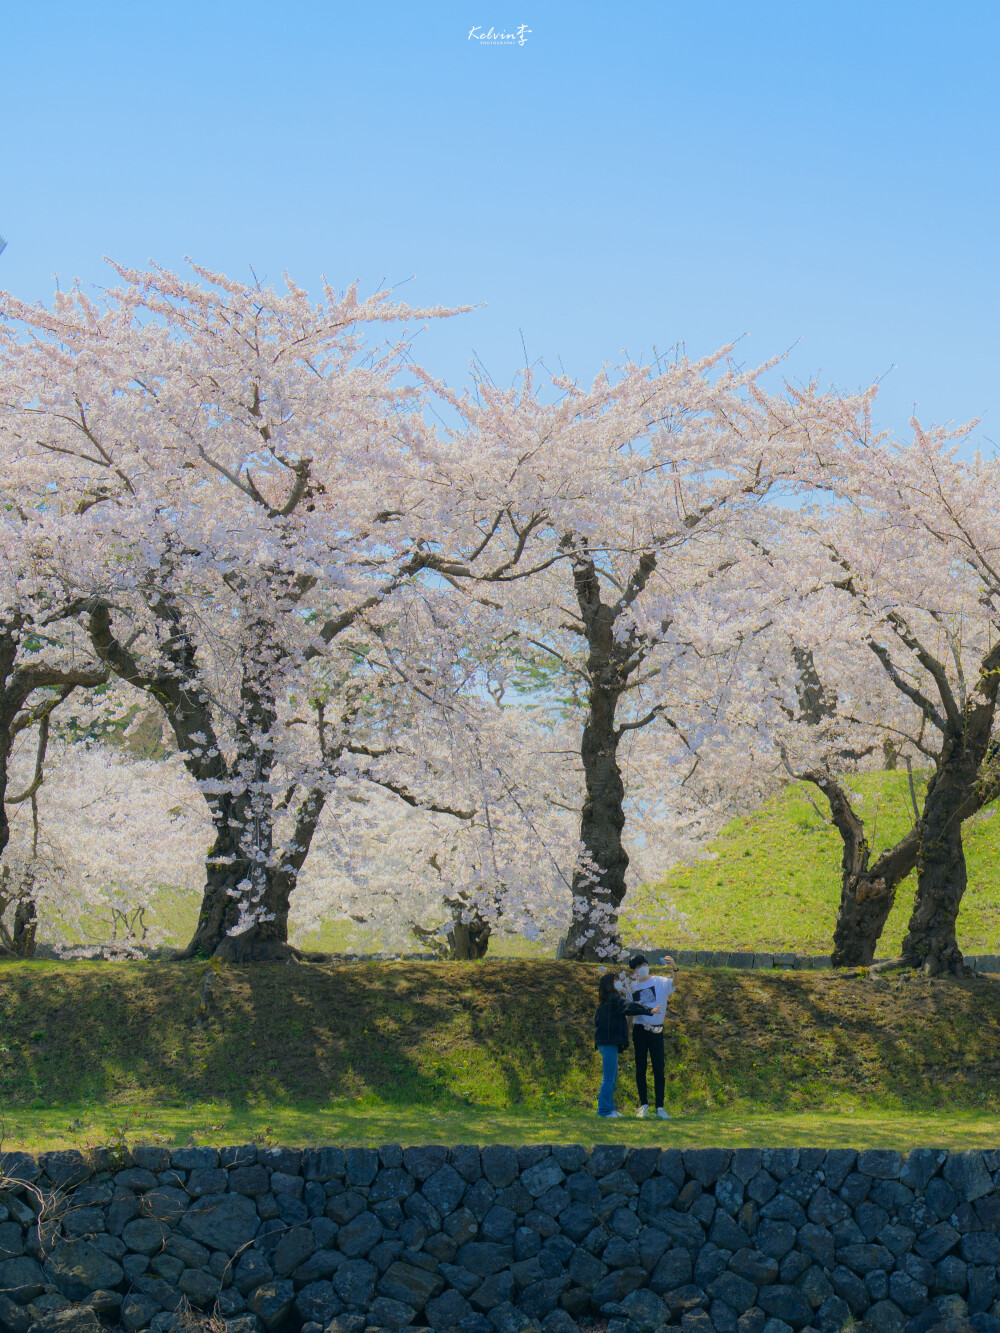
[3,959,1000,1152]
[625,769,1000,955]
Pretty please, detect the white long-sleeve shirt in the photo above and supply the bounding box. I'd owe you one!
[628,975,674,1029]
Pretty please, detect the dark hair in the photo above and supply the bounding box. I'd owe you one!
[598,973,619,1002]
[628,954,648,970]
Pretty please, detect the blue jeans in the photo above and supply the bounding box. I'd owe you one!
[597,1044,619,1115]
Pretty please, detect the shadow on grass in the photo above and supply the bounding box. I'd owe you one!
[1,960,999,1120]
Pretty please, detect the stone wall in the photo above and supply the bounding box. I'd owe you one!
[2,1145,999,1333]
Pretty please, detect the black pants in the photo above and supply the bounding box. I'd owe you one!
[633,1025,665,1108]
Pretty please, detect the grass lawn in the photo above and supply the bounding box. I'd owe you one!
[3,958,1000,1150]
[625,770,1000,955]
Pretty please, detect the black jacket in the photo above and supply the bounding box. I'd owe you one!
[594,994,656,1051]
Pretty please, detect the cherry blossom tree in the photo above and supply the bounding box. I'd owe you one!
[417,356,874,958]
[766,423,1000,974]
[0,262,564,959]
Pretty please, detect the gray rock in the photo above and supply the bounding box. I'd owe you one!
[149,1253,183,1284]
[482,1207,518,1243]
[248,1277,295,1330]
[729,1250,779,1287]
[43,1241,125,1301]
[441,1262,484,1297]
[864,1298,906,1332]
[901,1149,947,1193]
[31,1310,103,1333]
[470,1271,516,1312]
[424,1166,469,1216]
[403,1147,450,1182]
[0,1256,40,1301]
[369,1296,418,1329]
[229,1165,271,1196]
[944,1153,995,1204]
[139,1187,189,1225]
[258,1147,302,1176]
[120,1292,161,1331]
[756,1284,812,1327]
[707,1270,757,1315]
[889,1269,928,1316]
[339,1211,383,1258]
[221,1316,264,1333]
[452,1147,483,1183]
[489,1300,536,1333]
[327,1316,366,1333]
[235,1249,275,1297]
[590,1266,647,1307]
[292,1248,344,1283]
[621,1287,667,1331]
[327,1190,367,1225]
[519,1275,569,1319]
[178,1266,220,1306]
[294,1279,344,1325]
[371,1170,417,1204]
[540,1310,577,1333]
[683,1150,732,1187]
[333,1257,377,1306]
[165,1233,211,1269]
[522,1161,565,1199]
[120,1217,170,1256]
[855,1151,901,1181]
[133,1272,182,1312]
[457,1243,516,1277]
[268,1224,314,1276]
[427,1287,473,1328]
[179,1193,259,1254]
[379,1260,445,1309]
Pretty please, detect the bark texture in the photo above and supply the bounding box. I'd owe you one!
[900,648,1000,975]
[563,549,662,961]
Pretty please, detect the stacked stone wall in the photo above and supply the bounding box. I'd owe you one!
[2,1145,999,1333]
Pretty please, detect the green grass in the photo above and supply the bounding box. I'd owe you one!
[9,1105,1000,1155]
[4,958,1000,1150]
[626,770,1000,955]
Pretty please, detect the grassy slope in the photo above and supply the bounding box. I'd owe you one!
[625,771,1000,955]
[4,958,1000,1150]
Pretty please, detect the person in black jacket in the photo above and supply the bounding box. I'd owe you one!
[594,972,660,1117]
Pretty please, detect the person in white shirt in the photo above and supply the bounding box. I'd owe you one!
[627,953,675,1119]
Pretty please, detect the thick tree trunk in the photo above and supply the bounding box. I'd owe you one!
[564,680,628,960]
[180,786,328,960]
[901,761,974,976]
[900,646,1000,975]
[447,916,491,960]
[806,772,916,966]
[561,548,659,962]
[831,835,918,966]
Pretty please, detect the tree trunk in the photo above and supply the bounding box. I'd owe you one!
[561,547,660,962]
[563,679,628,960]
[447,915,491,960]
[900,646,1000,975]
[831,836,918,966]
[901,761,973,975]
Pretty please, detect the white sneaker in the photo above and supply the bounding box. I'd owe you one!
[636,1104,649,1118]
[608,1110,623,1118]
[656,1107,671,1120]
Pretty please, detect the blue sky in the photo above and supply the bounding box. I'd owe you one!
[3,1,997,439]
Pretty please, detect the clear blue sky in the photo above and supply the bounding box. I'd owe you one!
[3,1,998,438]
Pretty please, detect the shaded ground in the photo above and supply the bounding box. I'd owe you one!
[2,959,1000,1143]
